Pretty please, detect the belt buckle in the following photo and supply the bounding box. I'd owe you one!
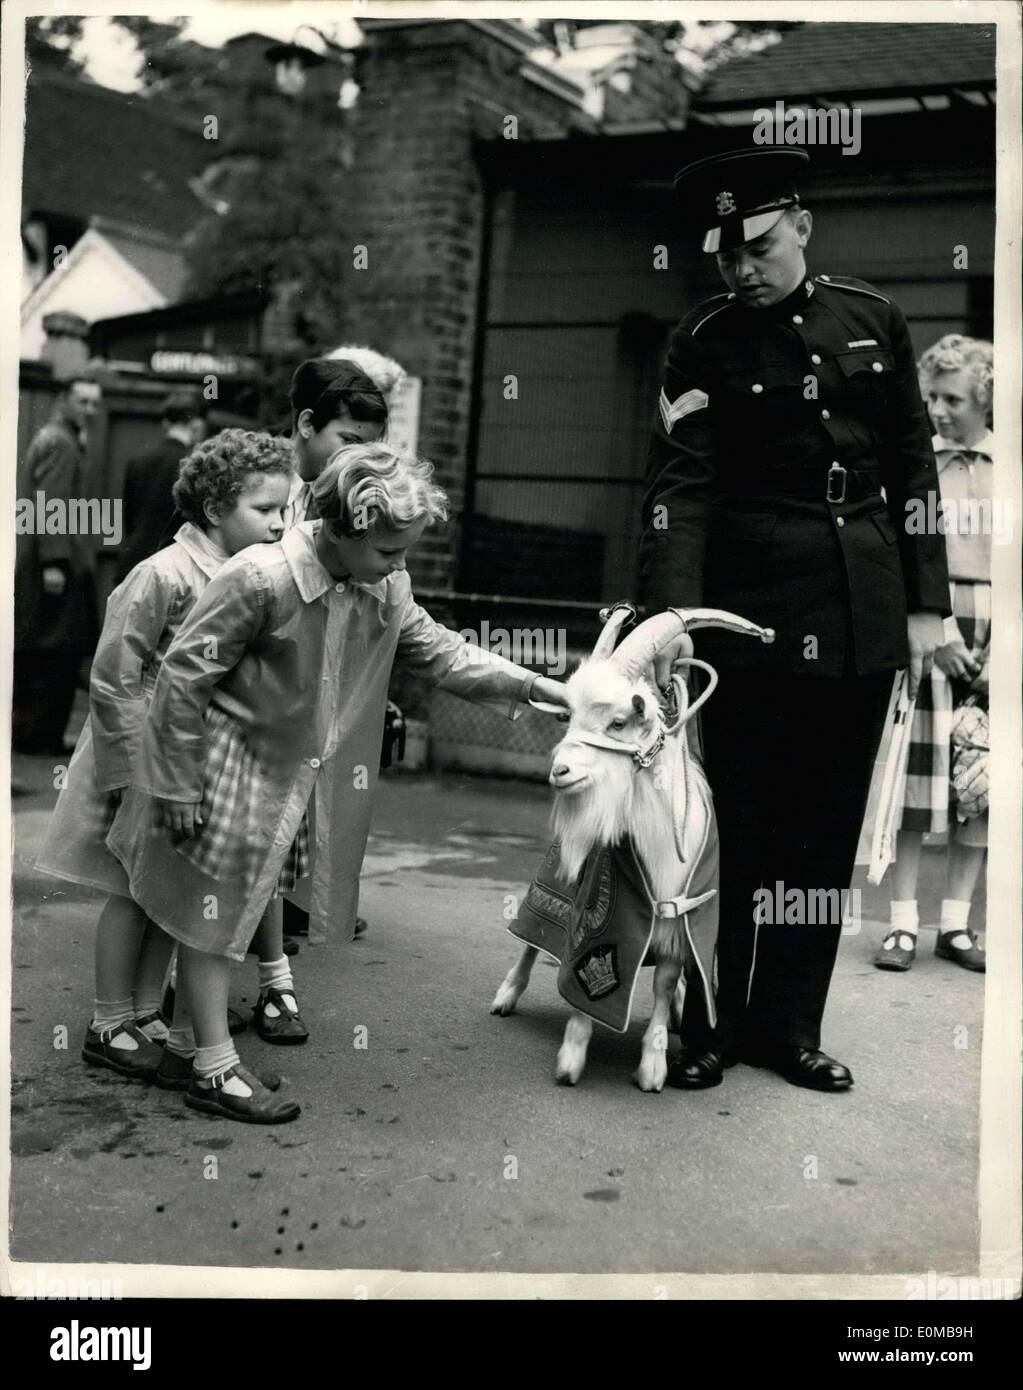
[826,463,847,504]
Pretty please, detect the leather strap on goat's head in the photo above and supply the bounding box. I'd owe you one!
[563,659,718,772]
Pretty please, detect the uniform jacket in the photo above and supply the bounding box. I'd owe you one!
[109,522,538,957]
[14,408,96,653]
[35,524,229,895]
[638,274,952,676]
[115,431,191,584]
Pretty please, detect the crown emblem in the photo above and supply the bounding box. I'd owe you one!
[576,947,618,1000]
[715,190,736,216]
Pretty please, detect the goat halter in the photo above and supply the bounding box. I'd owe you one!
[562,658,719,772]
[566,724,666,771]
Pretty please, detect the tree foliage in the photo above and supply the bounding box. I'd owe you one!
[98,17,353,373]
[25,16,87,75]
[535,18,804,69]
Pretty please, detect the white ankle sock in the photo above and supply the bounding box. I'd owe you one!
[165,1025,196,1059]
[91,999,138,1047]
[258,956,296,1016]
[889,900,919,934]
[194,1041,251,1097]
[885,901,918,948]
[940,899,973,949]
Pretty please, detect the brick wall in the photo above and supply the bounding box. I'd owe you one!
[342,20,593,595]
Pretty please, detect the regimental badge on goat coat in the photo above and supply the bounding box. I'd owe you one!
[510,815,719,1035]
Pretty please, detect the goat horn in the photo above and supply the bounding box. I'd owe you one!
[609,611,689,681]
[590,603,636,661]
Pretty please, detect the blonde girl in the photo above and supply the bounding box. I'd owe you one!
[876,336,993,974]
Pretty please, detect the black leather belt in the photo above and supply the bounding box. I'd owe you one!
[726,466,882,504]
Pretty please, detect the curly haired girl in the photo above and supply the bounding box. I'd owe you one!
[37,429,295,1084]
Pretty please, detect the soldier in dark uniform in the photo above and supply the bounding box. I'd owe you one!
[638,148,951,1091]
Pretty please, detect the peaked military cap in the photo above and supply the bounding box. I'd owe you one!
[674,147,810,253]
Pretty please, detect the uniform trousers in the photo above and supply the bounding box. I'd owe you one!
[681,666,890,1054]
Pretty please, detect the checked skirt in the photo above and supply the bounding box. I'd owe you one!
[901,580,990,840]
[172,704,309,895]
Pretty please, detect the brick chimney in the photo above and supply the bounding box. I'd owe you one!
[40,310,90,379]
[341,17,591,591]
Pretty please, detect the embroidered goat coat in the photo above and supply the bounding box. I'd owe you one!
[108,522,536,959]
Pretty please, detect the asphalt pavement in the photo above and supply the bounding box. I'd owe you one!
[9,750,984,1283]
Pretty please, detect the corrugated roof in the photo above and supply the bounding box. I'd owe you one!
[22,69,209,238]
[696,22,996,108]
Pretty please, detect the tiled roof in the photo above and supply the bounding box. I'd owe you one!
[22,69,209,238]
[696,22,996,107]
[97,223,190,301]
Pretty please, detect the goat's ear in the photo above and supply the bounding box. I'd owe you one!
[529,698,569,717]
[632,692,646,718]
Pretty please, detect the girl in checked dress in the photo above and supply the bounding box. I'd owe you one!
[875,336,993,974]
[109,443,567,1124]
[37,430,295,1081]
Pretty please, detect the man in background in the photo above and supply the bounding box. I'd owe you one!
[115,390,206,584]
[13,374,102,755]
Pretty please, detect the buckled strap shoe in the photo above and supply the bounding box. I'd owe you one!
[184,1063,300,1123]
[82,1021,163,1080]
[154,1049,282,1093]
[874,931,917,971]
[934,929,985,972]
[254,986,309,1045]
[744,1045,854,1092]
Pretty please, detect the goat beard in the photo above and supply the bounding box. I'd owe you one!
[551,757,636,885]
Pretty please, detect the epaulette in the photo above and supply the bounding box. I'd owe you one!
[815,274,890,305]
[679,292,737,337]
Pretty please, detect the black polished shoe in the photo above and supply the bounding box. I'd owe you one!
[666,1048,725,1089]
[744,1045,853,1092]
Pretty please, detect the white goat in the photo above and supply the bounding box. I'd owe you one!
[491,605,774,1091]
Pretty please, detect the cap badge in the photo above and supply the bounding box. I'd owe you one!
[715,190,736,216]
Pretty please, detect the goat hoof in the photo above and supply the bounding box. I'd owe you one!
[555,1051,585,1086]
[489,986,520,1016]
[634,1057,667,1093]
